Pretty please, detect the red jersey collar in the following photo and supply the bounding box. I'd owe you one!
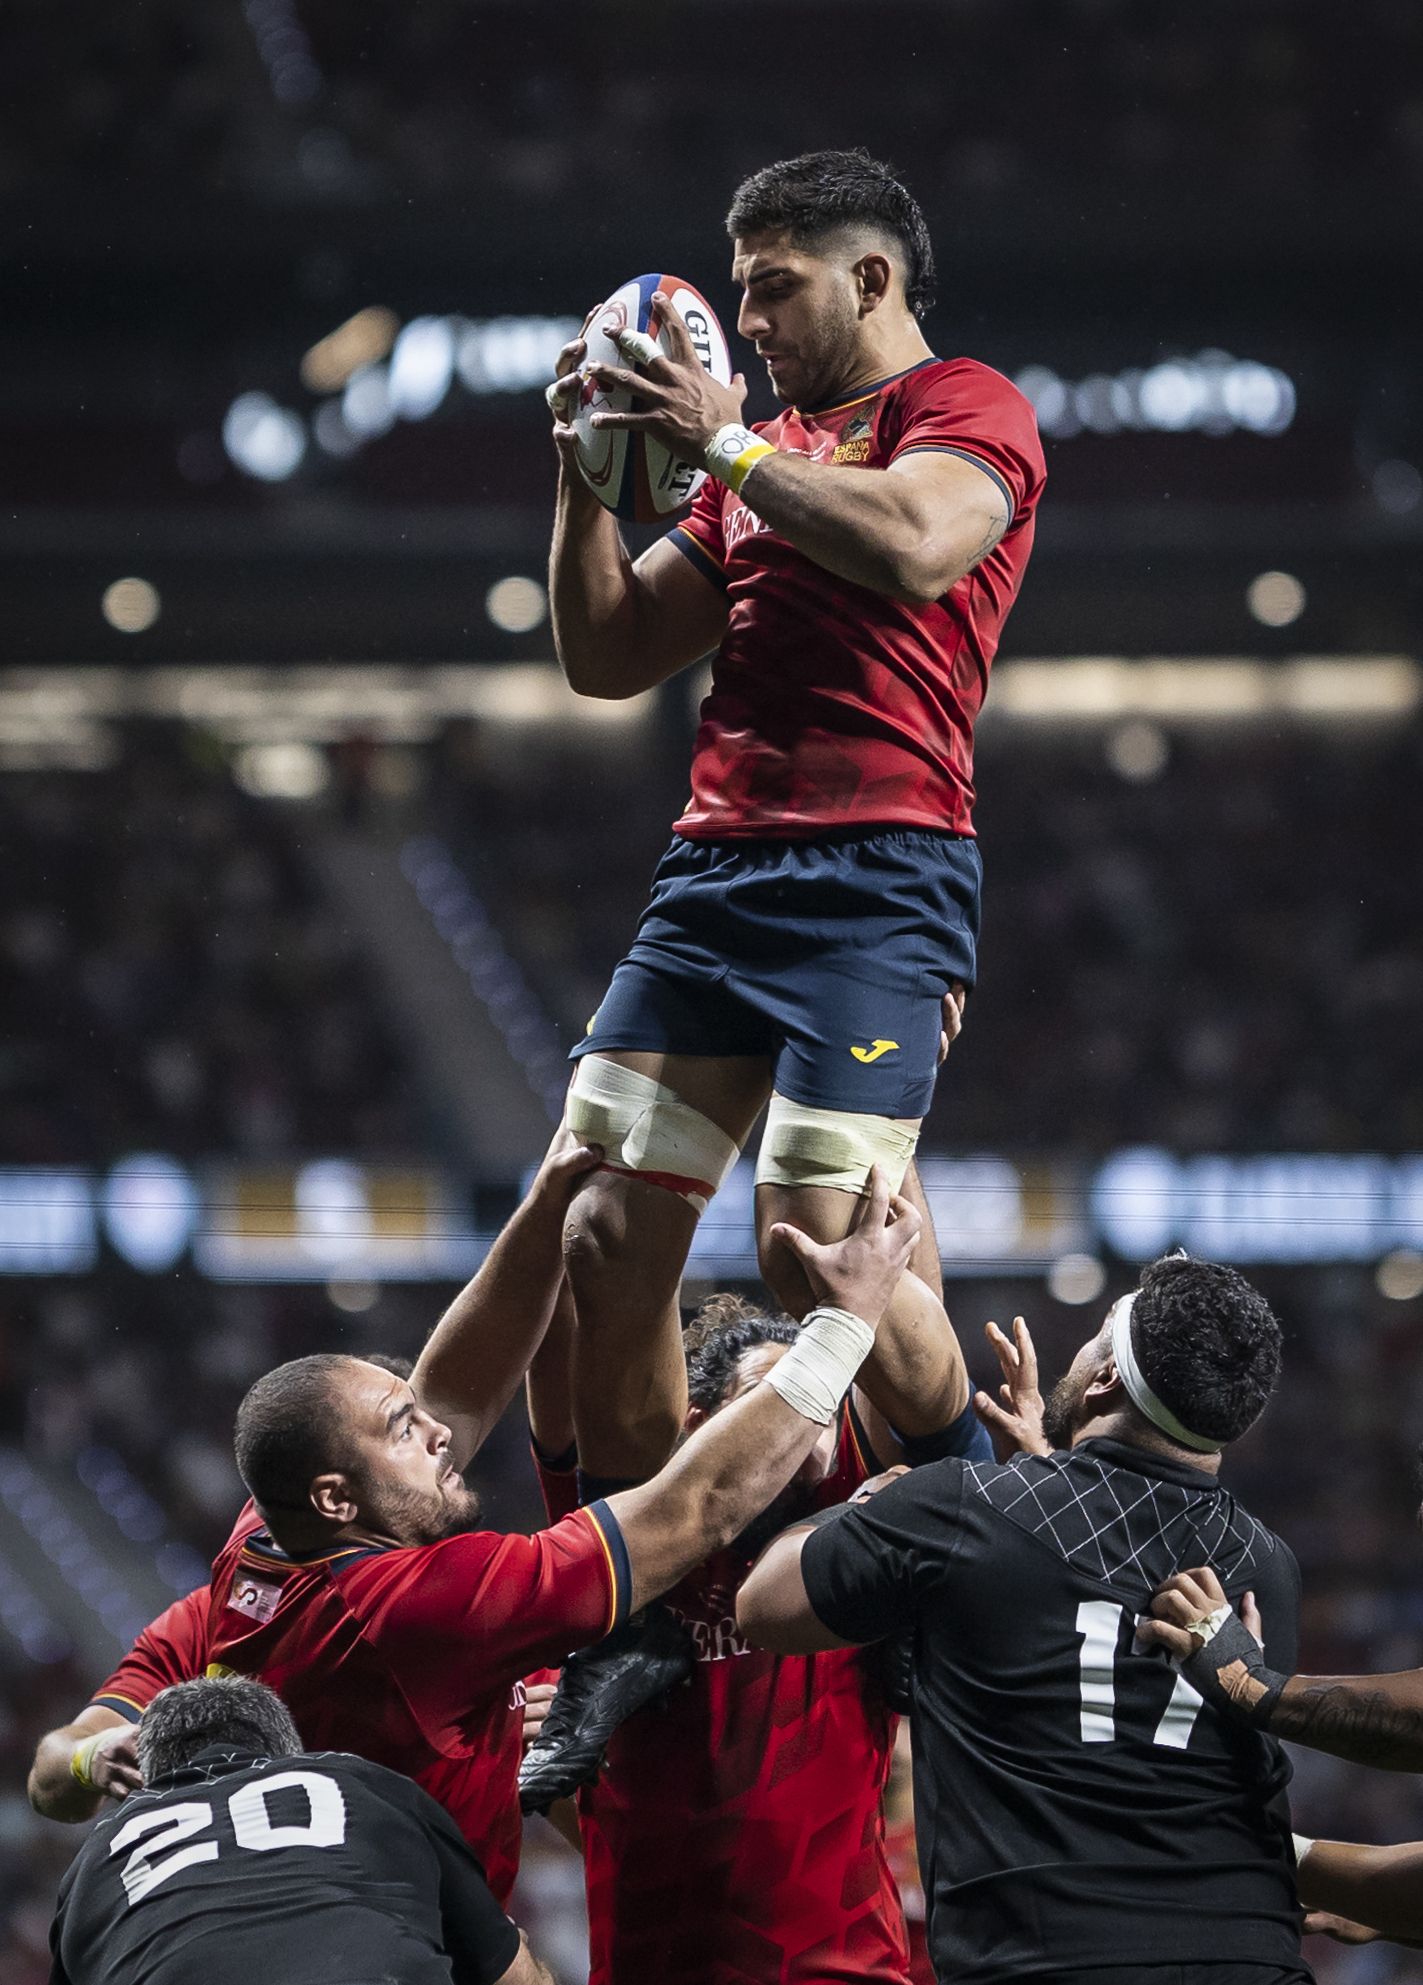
[795,355,939,419]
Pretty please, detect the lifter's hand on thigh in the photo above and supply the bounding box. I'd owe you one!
[938,982,967,1065]
[767,1167,921,1327]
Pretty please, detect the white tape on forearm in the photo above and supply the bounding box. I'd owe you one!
[1292,1833,1315,1866]
[765,1306,874,1425]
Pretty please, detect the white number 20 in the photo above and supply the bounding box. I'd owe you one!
[1075,1599,1203,1750]
[110,1771,347,1906]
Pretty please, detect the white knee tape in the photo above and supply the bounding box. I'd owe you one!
[567,1058,740,1214]
[754,1093,920,1195]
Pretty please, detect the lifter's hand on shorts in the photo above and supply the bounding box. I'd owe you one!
[767,1167,921,1328]
[938,982,967,1065]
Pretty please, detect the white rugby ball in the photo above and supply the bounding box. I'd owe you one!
[572,273,732,522]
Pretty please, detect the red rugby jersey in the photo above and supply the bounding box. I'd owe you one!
[885,1812,936,1985]
[670,357,1044,841]
[540,1420,912,1985]
[91,1587,209,1721]
[94,1499,629,1905]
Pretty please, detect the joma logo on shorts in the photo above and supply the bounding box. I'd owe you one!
[851,1039,899,1064]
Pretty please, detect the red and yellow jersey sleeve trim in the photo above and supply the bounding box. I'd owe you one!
[90,1692,145,1723]
[582,1499,633,1636]
[668,527,728,591]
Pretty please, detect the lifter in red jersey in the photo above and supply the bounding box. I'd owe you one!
[536,147,1044,1765]
[524,1288,981,1985]
[29,1149,921,1909]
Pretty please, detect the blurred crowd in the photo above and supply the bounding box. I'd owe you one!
[4,0,1421,216]
[446,714,1423,1155]
[0,729,421,1163]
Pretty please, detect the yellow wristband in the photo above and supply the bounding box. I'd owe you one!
[71,1732,106,1790]
[704,423,776,496]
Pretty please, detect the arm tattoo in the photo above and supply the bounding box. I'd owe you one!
[1271,1681,1423,1770]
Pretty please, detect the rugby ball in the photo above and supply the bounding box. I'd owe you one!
[572,273,732,523]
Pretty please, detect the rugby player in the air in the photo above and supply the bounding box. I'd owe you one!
[539,145,1045,1771]
[738,1256,1311,1985]
[30,1136,922,1910]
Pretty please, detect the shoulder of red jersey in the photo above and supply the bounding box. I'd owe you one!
[91,1585,212,1722]
[218,1499,264,1556]
[881,355,1046,522]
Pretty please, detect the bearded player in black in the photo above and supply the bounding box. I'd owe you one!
[739,1254,1310,1985]
[50,1677,548,1985]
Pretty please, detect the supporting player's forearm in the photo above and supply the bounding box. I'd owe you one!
[738,453,986,604]
[525,1278,577,1461]
[549,468,656,698]
[611,1384,835,1609]
[1299,1839,1423,1943]
[1267,1671,1423,1769]
[28,1713,124,1821]
[611,1307,876,1610]
[415,1183,571,1468]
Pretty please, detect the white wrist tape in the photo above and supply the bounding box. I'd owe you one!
[704,422,776,494]
[1291,1833,1315,1866]
[765,1306,875,1425]
[1184,1602,1235,1644]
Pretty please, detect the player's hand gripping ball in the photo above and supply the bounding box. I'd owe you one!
[557,275,733,522]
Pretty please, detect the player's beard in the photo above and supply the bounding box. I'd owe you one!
[766,287,860,407]
[1041,1369,1089,1450]
[361,1467,482,1546]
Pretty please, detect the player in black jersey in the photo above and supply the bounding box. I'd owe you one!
[738,1254,1310,1985]
[50,1677,549,1985]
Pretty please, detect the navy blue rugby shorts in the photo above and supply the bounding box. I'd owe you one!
[571,827,981,1119]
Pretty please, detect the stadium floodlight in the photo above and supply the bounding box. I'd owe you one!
[222,392,307,481]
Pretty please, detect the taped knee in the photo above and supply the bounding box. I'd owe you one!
[754,1093,919,1195]
[567,1057,740,1214]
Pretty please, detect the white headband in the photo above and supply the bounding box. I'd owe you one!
[1108,1293,1222,1454]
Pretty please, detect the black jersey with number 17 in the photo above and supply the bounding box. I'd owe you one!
[801,1438,1304,1983]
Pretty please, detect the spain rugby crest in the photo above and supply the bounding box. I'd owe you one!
[832,407,876,464]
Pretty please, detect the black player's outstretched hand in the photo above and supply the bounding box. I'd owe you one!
[972,1316,1051,1458]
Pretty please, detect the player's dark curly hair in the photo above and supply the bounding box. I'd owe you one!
[684,1293,800,1413]
[726,148,937,318]
[1129,1255,1282,1445]
[234,1353,359,1520]
[139,1678,301,1783]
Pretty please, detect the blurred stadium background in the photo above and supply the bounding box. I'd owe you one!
[3,1,1422,1977]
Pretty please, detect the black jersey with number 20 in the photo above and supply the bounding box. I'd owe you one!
[802,1437,1305,1984]
[50,1745,521,1985]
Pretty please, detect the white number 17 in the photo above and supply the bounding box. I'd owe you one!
[1075,1598,1203,1749]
